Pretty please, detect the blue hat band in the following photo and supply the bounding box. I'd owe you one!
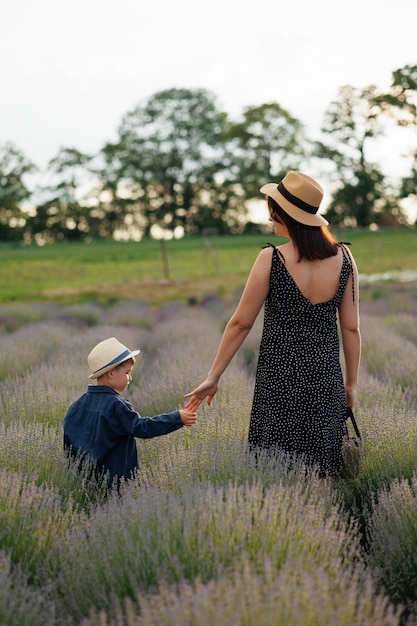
[92,349,132,375]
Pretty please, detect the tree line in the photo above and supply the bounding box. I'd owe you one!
[1,64,416,244]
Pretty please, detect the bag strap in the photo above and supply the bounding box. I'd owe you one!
[346,407,361,439]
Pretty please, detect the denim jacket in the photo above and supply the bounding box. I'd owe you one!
[63,385,183,483]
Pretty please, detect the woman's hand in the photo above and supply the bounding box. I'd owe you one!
[345,384,356,409]
[184,378,219,412]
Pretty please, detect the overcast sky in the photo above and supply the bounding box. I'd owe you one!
[1,0,416,184]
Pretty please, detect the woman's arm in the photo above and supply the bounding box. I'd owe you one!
[338,254,361,409]
[184,247,273,410]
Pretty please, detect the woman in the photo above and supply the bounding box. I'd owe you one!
[184,171,361,481]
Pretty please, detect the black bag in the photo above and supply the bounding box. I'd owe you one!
[340,408,363,479]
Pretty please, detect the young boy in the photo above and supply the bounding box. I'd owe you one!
[63,336,197,487]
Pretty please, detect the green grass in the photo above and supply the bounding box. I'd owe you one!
[1,229,417,306]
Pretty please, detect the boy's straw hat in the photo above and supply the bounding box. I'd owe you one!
[260,171,328,226]
[88,337,140,379]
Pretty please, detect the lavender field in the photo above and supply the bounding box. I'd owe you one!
[1,288,417,626]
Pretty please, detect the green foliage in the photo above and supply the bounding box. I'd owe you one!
[3,66,417,242]
[317,84,409,227]
[101,88,242,238]
[82,561,402,626]
[0,141,35,242]
[50,480,365,623]
[367,476,417,613]
[225,101,308,198]
[0,467,76,573]
[26,148,96,244]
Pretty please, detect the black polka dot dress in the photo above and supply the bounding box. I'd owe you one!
[248,243,354,477]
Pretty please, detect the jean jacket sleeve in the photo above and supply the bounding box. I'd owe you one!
[119,399,183,438]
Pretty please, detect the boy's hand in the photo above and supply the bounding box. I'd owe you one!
[179,409,198,427]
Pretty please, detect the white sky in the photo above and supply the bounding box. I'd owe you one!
[1,0,416,218]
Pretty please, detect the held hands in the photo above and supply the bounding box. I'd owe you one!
[179,409,198,427]
[183,378,219,412]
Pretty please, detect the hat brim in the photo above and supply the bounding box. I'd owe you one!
[260,183,329,227]
[88,349,140,379]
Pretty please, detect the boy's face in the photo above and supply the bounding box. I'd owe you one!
[108,361,134,393]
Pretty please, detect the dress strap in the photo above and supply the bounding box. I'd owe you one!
[262,242,285,263]
[339,242,355,304]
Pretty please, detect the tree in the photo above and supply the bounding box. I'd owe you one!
[90,148,143,240]
[324,167,403,228]
[100,88,248,237]
[27,148,98,243]
[316,84,407,227]
[0,142,35,242]
[377,64,417,126]
[379,65,417,214]
[224,102,308,199]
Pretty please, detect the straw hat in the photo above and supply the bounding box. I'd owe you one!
[87,337,140,379]
[260,171,328,226]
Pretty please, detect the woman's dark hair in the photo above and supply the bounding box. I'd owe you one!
[268,196,338,261]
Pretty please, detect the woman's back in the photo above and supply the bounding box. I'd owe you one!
[277,242,344,305]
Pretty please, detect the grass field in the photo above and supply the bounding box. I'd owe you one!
[1,229,417,306]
